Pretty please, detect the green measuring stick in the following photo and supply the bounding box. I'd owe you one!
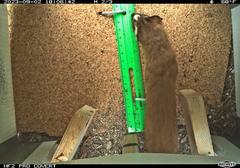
[112,4,145,133]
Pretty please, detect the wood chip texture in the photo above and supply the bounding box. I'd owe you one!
[8,4,231,136]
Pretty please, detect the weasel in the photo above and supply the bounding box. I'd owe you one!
[132,13,179,153]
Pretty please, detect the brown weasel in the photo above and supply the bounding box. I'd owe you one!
[132,13,179,153]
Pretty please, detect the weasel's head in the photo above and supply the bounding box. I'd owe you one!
[132,13,163,44]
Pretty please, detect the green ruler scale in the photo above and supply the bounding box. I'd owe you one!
[112,4,145,133]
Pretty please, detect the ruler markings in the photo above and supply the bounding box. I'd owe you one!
[112,4,145,133]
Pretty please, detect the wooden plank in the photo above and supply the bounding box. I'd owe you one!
[0,5,17,143]
[179,89,214,156]
[51,105,96,163]
[122,134,139,154]
[23,141,57,164]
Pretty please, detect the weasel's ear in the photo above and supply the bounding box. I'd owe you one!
[148,15,163,23]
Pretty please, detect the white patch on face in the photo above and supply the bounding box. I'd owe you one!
[133,14,141,37]
[133,14,141,21]
[134,24,138,36]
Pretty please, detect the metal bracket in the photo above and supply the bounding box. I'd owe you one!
[97,10,126,17]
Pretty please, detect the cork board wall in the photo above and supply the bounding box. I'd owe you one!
[9,4,231,136]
